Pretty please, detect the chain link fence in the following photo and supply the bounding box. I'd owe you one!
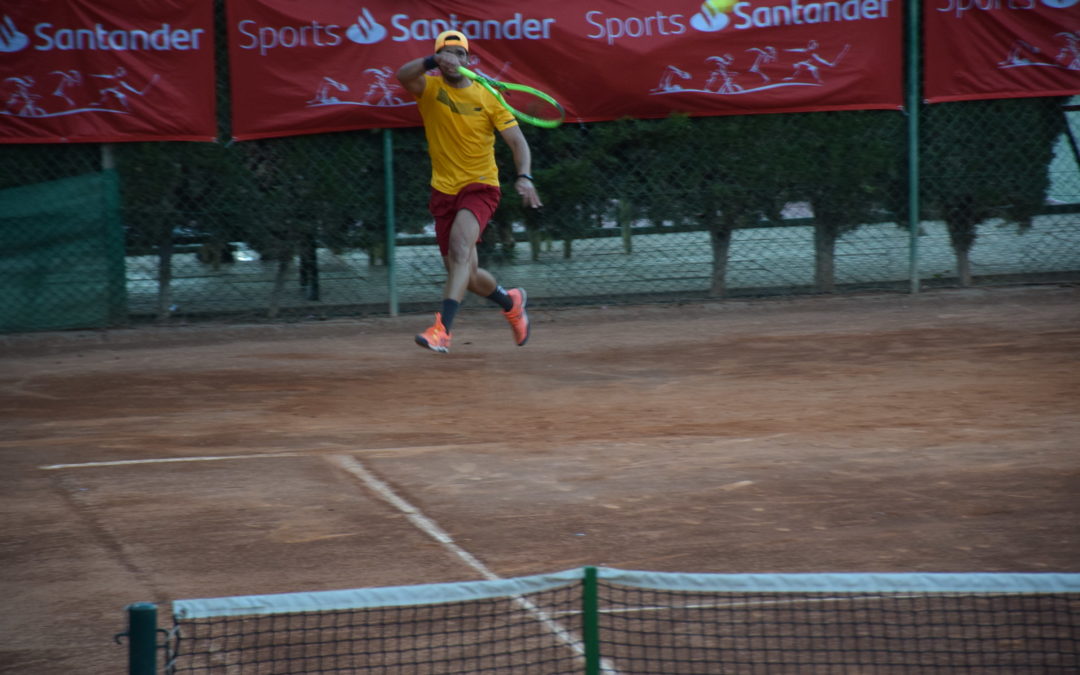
[2,90,1078,332]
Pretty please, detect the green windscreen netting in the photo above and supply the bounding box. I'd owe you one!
[0,169,127,333]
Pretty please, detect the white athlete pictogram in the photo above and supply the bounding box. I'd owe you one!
[306,65,412,109]
[1055,31,1080,70]
[649,37,850,98]
[999,39,1042,67]
[362,67,404,106]
[90,67,159,109]
[5,76,44,116]
[782,40,849,83]
[309,76,348,105]
[50,69,82,107]
[304,57,510,111]
[705,54,742,93]
[653,65,691,92]
[996,29,1080,71]
[746,46,778,84]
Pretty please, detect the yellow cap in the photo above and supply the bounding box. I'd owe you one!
[434,30,468,54]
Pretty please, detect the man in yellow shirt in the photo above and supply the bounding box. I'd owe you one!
[397,30,540,353]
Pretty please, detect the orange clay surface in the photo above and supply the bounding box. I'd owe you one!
[1,285,1078,674]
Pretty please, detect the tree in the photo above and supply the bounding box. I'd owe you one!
[497,123,605,261]
[116,142,248,319]
[785,111,902,292]
[686,114,790,297]
[222,130,411,315]
[920,97,1066,286]
[610,114,789,298]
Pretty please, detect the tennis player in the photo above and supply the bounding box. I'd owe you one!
[396,30,540,353]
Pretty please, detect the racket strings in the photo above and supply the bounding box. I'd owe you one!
[458,67,564,128]
[505,90,563,123]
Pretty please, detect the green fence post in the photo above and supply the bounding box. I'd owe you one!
[582,566,600,675]
[384,128,398,317]
[101,164,129,325]
[124,602,158,675]
[905,0,921,294]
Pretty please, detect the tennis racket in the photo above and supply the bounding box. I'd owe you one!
[458,66,565,128]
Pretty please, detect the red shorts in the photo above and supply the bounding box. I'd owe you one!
[429,183,501,257]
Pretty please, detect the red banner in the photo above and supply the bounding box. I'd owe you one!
[924,0,1080,103]
[228,0,904,141]
[0,0,216,144]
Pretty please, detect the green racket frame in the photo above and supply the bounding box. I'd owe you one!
[458,66,565,128]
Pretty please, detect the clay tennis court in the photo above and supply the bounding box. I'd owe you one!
[2,285,1078,674]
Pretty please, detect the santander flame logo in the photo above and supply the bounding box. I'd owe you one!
[0,15,30,52]
[346,8,387,45]
[690,0,738,32]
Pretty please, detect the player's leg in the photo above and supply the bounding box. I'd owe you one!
[418,186,530,350]
[443,208,482,304]
[416,208,482,352]
[415,191,464,353]
[446,209,530,346]
[467,262,497,298]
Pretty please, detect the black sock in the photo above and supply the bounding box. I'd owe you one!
[440,298,460,331]
[486,285,513,312]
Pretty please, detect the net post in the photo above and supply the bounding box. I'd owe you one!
[582,566,601,675]
[125,602,158,675]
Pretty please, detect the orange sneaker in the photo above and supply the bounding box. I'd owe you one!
[503,288,530,346]
[415,313,451,353]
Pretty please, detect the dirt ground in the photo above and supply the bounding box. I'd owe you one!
[2,285,1078,674]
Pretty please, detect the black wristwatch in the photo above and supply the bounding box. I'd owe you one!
[517,174,533,181]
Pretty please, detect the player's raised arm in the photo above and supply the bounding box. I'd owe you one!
[396,57,431,97]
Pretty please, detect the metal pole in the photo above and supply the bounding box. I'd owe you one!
[906,0,921,294]
[100,142,128,322]
[582,566,600,675]
[101,143,115,170]
[125,602,158,675]
[383,129,398,316]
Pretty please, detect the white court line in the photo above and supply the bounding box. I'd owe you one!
[329,454,622,675]
[38,434,790,471]
[40,452,302,470]
[42,450,621,672]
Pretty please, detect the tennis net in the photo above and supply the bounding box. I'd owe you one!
[166,567,1080,674]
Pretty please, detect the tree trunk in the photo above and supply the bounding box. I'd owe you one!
[955,247,972,287]
[813,223,837,293]
[367,240,385,266]
[946,220,977,287]
[708,227,732,297]
[267,255,292,319]
[156,239,174,322]
[617,201,633,254]
[528,230,541,261]
[299,235,319,301]
[524,207,543,261]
